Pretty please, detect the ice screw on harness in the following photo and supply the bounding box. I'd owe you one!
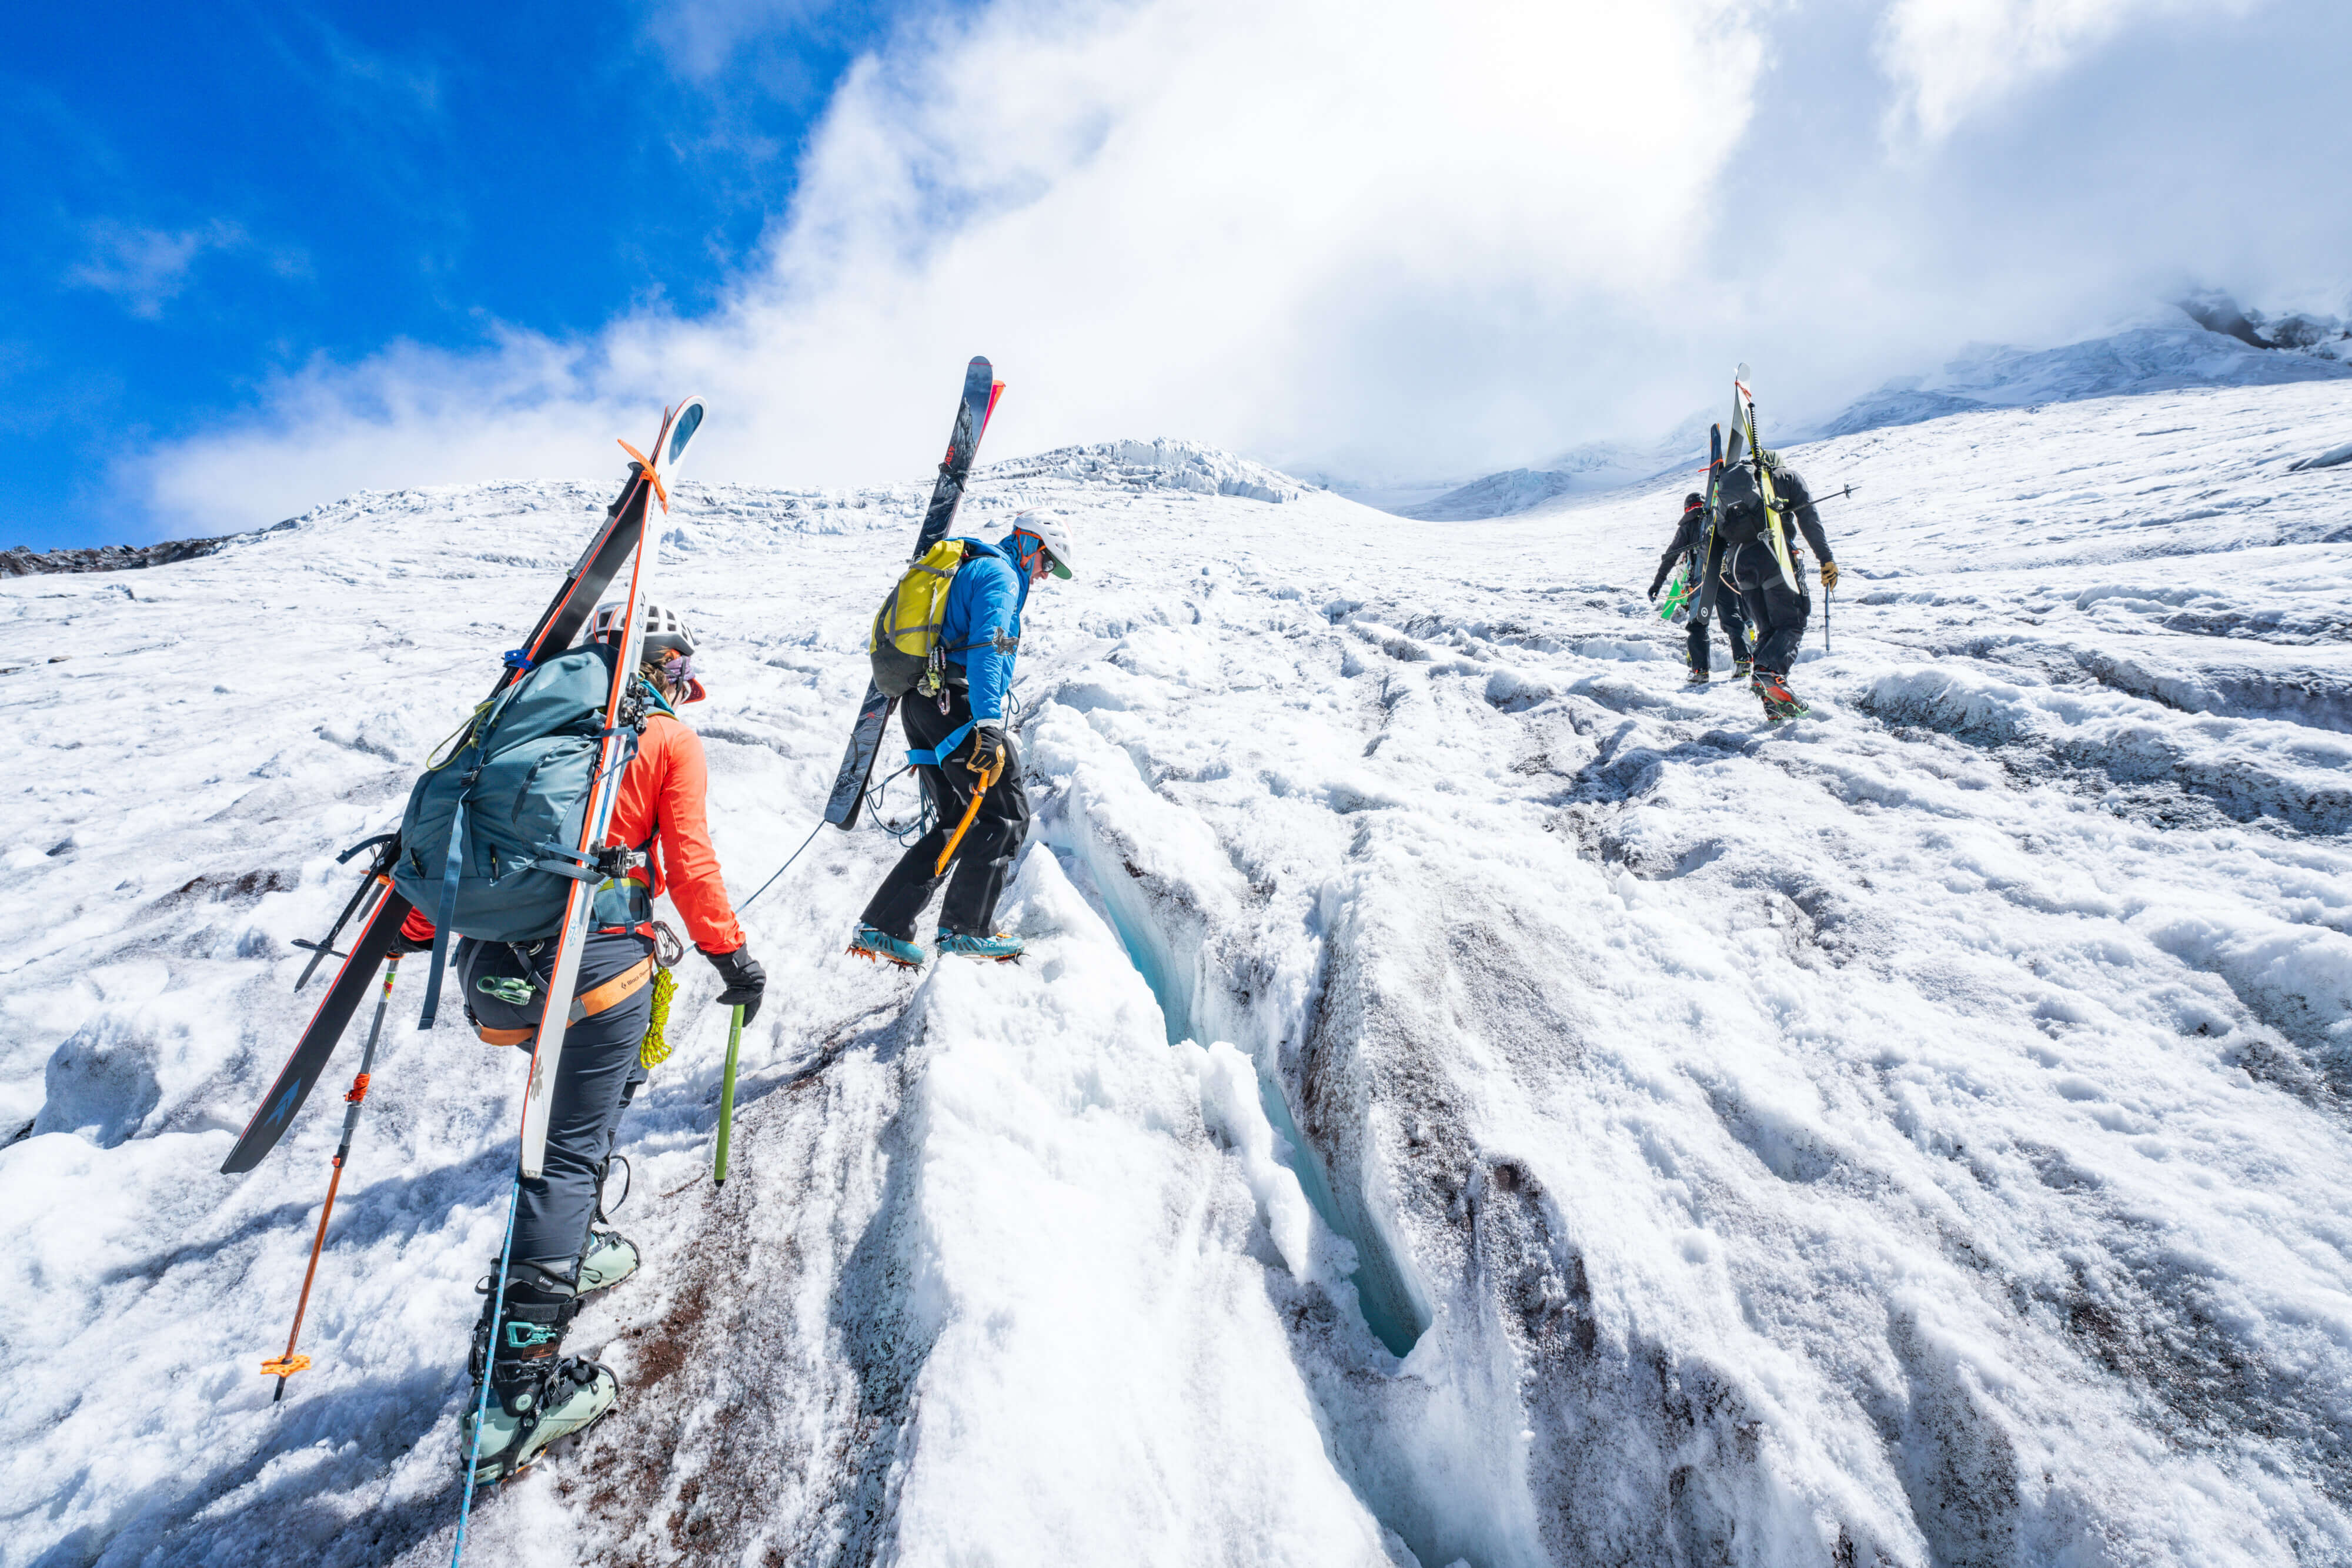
[261,958,400,1402]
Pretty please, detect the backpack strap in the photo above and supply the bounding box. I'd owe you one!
[416,795,470,1029]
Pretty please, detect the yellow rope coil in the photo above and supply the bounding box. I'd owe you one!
[639,967,677,1071]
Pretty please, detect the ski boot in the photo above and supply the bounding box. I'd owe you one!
[1733,659,1752,680]
[577,1155,638,1299]
[936,931,1025,962]
[577,1228,639,1297]
[1684,666,1712,686]
[461,1259,618,1485]
[848,924,926,968]
[1750,671,1810,723]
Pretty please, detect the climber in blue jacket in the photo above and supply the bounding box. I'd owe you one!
[850,513,1075,966]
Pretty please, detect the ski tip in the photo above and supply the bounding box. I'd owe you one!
[664,394,709,468]
[1735,360,1752,380]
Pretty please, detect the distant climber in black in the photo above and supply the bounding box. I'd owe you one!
[1646,490,1752,684]
[1716,451,1839,721]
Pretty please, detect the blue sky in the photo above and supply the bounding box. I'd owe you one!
[14,0,2350,549]
[5,0,933,549]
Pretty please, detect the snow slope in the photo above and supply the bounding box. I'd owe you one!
[5,379,2351,1567]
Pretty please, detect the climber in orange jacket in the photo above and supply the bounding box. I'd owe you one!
[395,599,764,1483]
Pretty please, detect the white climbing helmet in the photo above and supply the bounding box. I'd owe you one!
[589,599,697,658]
[1010,511,1075,579]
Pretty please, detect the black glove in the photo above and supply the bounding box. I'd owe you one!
[386,908,436,957]
[706,946,767,1024]
[1646,581,1662,602]
[966,720,1007,780]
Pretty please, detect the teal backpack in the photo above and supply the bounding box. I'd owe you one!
[392,643,653,1025]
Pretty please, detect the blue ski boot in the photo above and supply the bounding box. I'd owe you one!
[936,931,1025,962]
[848,924,926,969]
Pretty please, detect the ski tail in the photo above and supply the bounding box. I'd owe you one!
[220,891,410,1174]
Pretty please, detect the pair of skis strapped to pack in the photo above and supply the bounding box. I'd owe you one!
[1732,363,1802,594]
[221,396,709,1181]
[823,359,1007,830]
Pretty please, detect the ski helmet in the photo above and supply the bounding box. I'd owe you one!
[1009,511,1075,579]
[1683,492,1704,511]
[590,599,697,659]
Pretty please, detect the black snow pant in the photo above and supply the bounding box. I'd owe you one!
[1686,539,1750,674]
[460,929,655,1274]
[1729,540,1811,678]
[860,684,1031,941]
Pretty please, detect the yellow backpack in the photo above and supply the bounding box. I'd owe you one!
[869,539,969,697]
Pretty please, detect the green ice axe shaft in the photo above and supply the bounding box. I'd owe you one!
[714,1004,744,1183]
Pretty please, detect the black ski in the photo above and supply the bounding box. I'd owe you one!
[823,357,1004,829]
[221,890,410,1174]
[219,409,699,1178]
[1693,423,1725,617]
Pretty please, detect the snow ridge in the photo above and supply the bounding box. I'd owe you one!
[5,386,2352,1567]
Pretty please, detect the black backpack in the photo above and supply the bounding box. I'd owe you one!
[1713,463,1768,546]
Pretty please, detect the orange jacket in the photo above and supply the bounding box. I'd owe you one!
[397,707,744,956]
[607,710,744,954]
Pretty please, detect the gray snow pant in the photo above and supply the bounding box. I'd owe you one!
[460,930,654,1275]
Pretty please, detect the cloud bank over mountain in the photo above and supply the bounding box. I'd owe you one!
[131,0,2350,536]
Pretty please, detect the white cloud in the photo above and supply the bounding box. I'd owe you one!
[1875,0,2254,142]
[137,0,1763,532]
[67,221,248,320]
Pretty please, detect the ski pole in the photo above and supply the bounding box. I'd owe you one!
[934,753,1005,877]
[292,833,397,991]
[453,1175,520,1566]
[262,957,399,1401]
[713,1004,745,1184]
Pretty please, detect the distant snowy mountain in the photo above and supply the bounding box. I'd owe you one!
[1818,319,2352,439]
[1387,297,2352,521]
[1398,417,1713,523]
[8,389,2352,1567]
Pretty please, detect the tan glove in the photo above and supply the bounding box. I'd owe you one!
[1820,560,1840,590]
[965,721,1007,784]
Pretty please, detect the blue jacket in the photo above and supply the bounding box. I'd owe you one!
[939,534,1031,721]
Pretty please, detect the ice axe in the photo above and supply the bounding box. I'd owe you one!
[934,745,1006,877]
[713,1004,744,1185]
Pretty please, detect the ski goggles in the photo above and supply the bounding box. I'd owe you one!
[657,652,696,685]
